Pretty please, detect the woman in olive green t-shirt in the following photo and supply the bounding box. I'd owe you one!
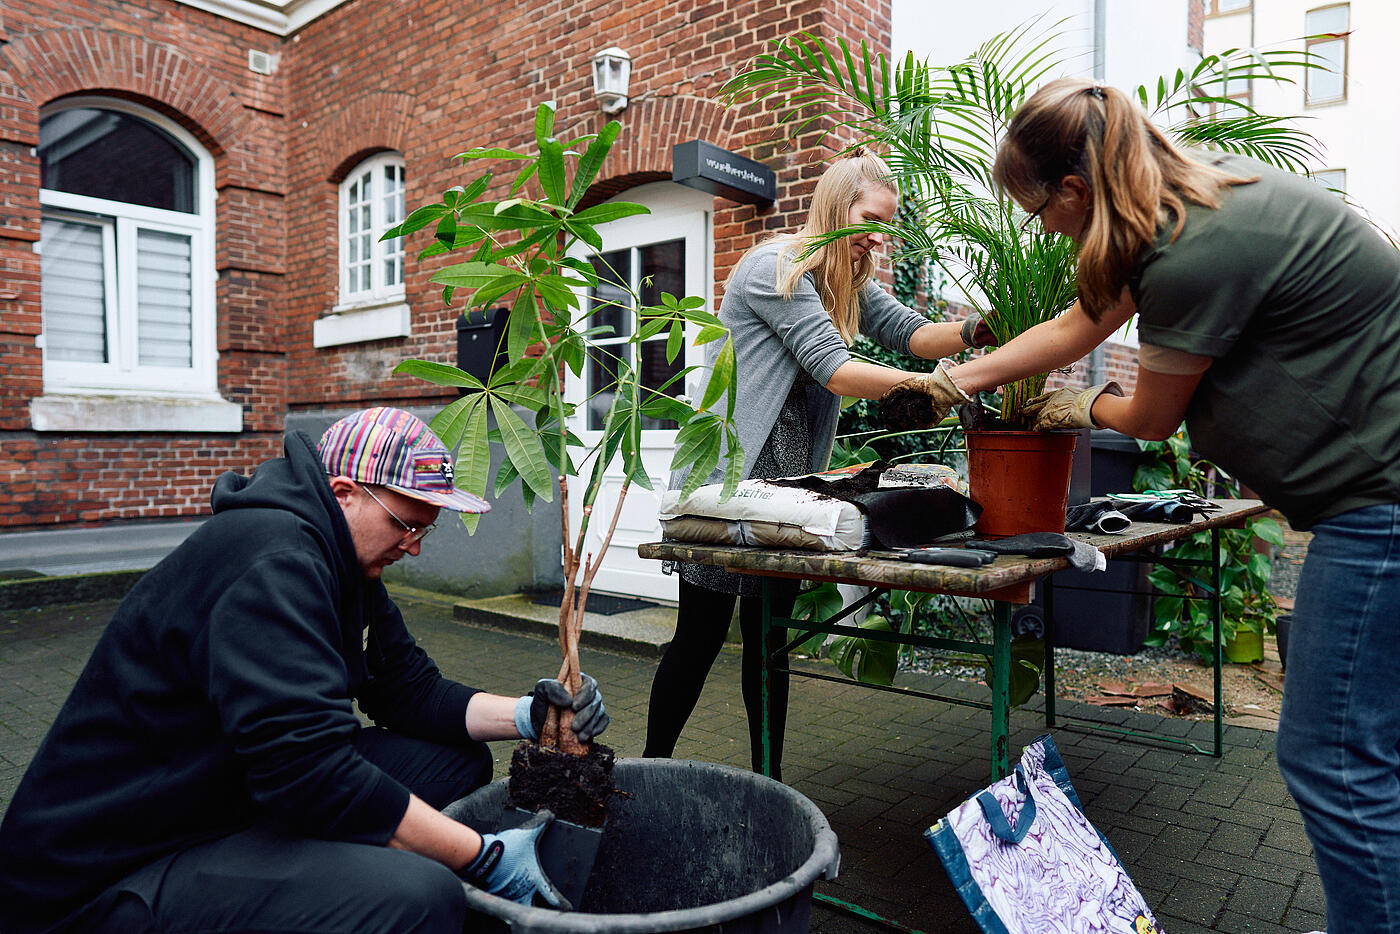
[929,76,1400,934]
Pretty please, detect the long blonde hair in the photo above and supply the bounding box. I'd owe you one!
[729,150,896,343]
[993,77,1253,321]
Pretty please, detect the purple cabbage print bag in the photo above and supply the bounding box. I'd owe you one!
[926,734,1163,934]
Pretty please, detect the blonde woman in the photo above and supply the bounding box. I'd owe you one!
[917,77,1400,934]
[645,150,989,780]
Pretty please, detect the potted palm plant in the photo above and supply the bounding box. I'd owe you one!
[721,20,1322,535]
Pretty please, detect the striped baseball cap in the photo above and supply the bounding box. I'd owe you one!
[317,407,490,514]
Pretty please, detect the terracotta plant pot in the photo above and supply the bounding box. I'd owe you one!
[965,430,1078,538]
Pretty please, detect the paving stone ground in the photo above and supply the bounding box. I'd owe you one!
[0,591,1326,933]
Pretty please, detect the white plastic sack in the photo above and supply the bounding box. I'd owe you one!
[658,479,866,551]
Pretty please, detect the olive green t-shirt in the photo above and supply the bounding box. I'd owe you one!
[1131,152,1400,530]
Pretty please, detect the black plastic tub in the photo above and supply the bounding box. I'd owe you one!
[443,758,841,934]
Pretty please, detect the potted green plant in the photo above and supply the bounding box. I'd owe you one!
[384,103,744,814]
[1133,429,1284,663]
[721,20,1323,535]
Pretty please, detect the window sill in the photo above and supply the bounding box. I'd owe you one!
[314,300,411,347]
[29,394,244,433]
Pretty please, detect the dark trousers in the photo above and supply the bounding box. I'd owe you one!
[79,729,493,934]
[644,576,799,781]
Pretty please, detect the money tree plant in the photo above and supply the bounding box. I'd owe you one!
[387,104,741,772]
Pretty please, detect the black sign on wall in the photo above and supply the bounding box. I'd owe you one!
[671,140,776,206]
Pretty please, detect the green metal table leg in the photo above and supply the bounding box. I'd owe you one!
[1043,577,1057,728]
[991,601,1012,780]
[1211,528,1223,757]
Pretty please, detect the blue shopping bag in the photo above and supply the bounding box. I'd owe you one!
[925,734,1164,934]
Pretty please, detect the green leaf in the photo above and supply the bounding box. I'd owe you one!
[489,396,554,502]
[569,121,621,208]
[701,338,735,411]
[665,319,684,364]
[430,261,509,290]
[385,203,447,240]
[457,146,529,161]
[571,202,650,225]
[829,614,899,686]
[534,102,556,150]
[392,359,485,390]
[538,136,566,204]
[507,290,539,363]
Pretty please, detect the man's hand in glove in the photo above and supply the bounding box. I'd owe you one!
[1021,381,1124,431]
[960,313,999,350]
[459,810,569,908]
[879,361,975,432]
[514,672,610,742]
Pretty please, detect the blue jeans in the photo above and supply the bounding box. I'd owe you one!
[1276,503,1400,934]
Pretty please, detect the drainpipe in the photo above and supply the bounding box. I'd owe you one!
[1087,0,1107,387]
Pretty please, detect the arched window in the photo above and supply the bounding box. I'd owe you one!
[315,152,408,347]
[37,99,220,409]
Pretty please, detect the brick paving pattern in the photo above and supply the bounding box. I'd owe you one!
[1,593,1326,933]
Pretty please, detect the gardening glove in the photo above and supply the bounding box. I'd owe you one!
[879,361,975,432]
[1021,381,1124,431]
[960,313,1000,349]
[459,810,570,909]
[515,672,610,742]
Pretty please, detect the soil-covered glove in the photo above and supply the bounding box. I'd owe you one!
[879,361,975,432]
[1021,381,1124,431]
[960,313,999,349]
[515,672,610,742]
[459,810,569,908]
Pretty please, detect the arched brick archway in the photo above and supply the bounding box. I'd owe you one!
[317,91,416,183]
[1,27,244,157]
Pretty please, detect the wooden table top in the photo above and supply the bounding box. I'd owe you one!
[637,499,1269,605]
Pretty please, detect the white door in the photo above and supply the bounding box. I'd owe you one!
[565,183,712,601]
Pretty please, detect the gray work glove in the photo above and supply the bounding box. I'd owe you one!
[960,313,999,349]
[458,810,569,909]
[514,672,610,742]
[1021,381,1125,431]
[879,361,975,432]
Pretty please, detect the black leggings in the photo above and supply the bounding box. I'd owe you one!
[644,576,799,780]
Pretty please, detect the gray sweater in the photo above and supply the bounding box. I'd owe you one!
[675,240,928,489]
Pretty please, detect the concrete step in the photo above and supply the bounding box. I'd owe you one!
[445,590,676,658]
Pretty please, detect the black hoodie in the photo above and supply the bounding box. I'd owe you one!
[0,432,479,934]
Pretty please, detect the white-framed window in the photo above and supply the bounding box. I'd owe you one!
[316,152,409,347]
[1312,168,1347,194]
[1207,0,1251,15]
[338,152,405,306]
[37,99,219,400]
[1305,5,1349,106]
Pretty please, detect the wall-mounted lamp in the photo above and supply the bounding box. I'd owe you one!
[591,47,632,114]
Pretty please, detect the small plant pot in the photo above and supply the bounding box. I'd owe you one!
[965,429,1078,538]
[1223,629,1264,664]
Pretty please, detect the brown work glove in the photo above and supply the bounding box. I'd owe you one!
[960,313,1000,350]
[1021,381,1124,431]
[879,362,975,432]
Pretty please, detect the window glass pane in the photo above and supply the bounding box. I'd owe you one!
[136,229,193,367]
[1306,37,1346,102]
[1217,0,1250,11]
[637,239,686,429]
[588,249,631,340]
[586,345,627,431]
[639,340,682,430]
[345,173,373,295]
[1307,5,1348,34]
[39,108,196,213]
[1312,169,1347,193]
[40,216,109,362]
[383,164,405,288]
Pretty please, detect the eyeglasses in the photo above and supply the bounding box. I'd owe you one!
[1019,193,1055,233]
[360,484,436,547]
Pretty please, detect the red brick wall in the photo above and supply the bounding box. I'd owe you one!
[0,0,288,528]
[0,0,941,532]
